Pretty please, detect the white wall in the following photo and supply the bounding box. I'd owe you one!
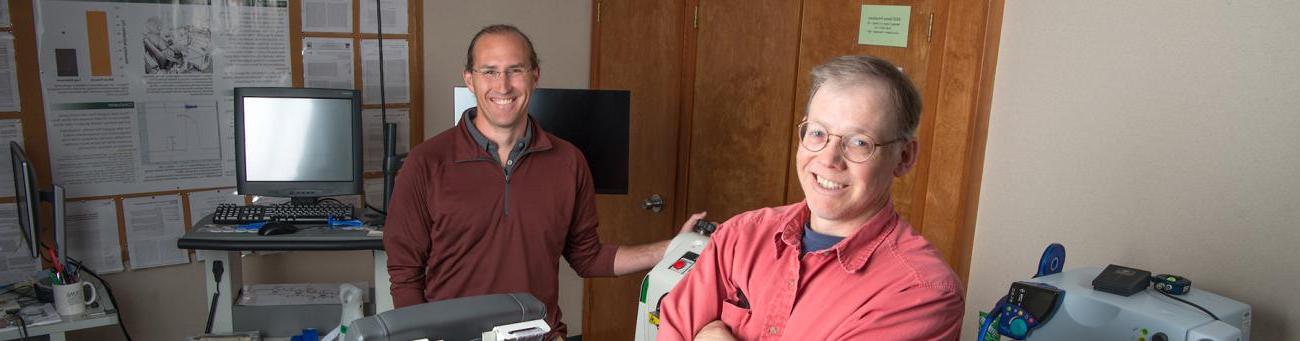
[422,1,592,335]
[422,0,591,135]
[964,1,1300,340]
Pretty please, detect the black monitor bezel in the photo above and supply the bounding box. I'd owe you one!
[234,87,363,201]
[9,142,39,259]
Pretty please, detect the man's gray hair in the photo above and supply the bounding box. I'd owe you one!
[808,55,922,140]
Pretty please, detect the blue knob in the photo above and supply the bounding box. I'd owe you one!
[1010,317,1029,337]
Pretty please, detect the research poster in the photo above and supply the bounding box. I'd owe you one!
[37,0,291,198]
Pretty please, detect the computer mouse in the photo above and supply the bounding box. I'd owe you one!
[257,222,300,236]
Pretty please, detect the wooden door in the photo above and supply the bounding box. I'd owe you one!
[583,0,691,339]
[785,0,938,230]
[683,0,804,222]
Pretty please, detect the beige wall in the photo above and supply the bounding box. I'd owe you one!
[964,1,1300,340]
[422,0,592,335]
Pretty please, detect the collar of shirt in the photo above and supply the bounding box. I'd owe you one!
[774,201,900,273]
[454,107,549,162]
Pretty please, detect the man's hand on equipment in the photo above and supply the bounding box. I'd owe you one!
[680,212,707,234]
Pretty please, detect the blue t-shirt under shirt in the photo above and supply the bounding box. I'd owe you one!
[802,222,845,254]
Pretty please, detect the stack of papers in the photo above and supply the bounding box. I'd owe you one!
[0,303,62,331]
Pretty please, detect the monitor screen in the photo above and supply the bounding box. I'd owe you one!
[453,87,630,194]
[235,88,362,202]
[10,142,40,259]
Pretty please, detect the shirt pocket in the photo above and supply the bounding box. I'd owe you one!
[719,300,752,334]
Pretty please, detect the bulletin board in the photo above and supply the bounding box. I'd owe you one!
[0,0,423,276]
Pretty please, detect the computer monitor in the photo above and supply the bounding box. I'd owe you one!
[453,87,630,194]
[10,142,66,267]
[234,87,363,204]
[10,142,40,259]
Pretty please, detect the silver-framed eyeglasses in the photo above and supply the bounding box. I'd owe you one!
[797,121,905,163]
[472,66,532,81]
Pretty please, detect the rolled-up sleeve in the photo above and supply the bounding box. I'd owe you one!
[382,157,433,308]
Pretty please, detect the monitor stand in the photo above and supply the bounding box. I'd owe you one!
[289,197,319,206]
[39,185,67,269]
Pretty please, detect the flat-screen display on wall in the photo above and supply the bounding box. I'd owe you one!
[454,87,629,195]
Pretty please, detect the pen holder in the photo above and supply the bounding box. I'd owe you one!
[34,276,55,303]
[53,281,97,316]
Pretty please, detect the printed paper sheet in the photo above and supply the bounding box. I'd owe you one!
[123,195,189,269]
[65,199,124,274]
[302,0,351,33]
[0,204,42,285]
[303,37,355,89]
[360,39,408,105]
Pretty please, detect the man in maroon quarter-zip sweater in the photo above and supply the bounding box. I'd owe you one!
[383,24,703,340]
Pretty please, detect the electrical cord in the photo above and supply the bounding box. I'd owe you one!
[64,257,132,341]
[365,202,386,216]
[1158,290,1219,320]
[16,310,28,340]
[976,297,1007,341]
[205,260,224,334]
[316,197,346,206]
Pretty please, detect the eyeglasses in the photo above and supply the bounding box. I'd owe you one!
[797,121,905,163]
[472,67,532,81]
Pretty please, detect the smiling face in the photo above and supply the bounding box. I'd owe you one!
[462,32,539,131]
[796,81,917,233]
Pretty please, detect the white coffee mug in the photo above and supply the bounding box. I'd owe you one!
[53,281,97,316]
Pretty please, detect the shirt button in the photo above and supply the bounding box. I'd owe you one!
[787,279,796,288]
[507,159,514,166]
[768,327,779,335]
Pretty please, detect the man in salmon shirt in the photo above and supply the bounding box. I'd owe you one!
[383,24,704,339]
[658,55,964,340]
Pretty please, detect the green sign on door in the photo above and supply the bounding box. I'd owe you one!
[859,5,911,47]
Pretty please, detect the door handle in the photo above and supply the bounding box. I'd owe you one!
[641,194,664,213]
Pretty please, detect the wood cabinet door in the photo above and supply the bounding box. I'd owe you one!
[583,1,690,340]
[683,0,804,222]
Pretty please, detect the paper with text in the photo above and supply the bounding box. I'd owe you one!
[302,0,351,33]
[0,33,21,111]
[362,108,409,172]
[123,195,189,269]
[0,204,42,285]
[360,39,409,105]
[0,119,23,197]
[303,37,355,89]
[360,0,407,34]
[66,199,124,273]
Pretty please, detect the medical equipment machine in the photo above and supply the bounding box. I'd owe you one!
[635,220,717,341]
[979,244,1251,341]
[344,293,549,341]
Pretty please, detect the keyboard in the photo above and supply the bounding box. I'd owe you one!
[211,203,356,224]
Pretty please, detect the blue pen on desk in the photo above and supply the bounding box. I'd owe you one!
[237,221,268,232]
[328,216,364,228]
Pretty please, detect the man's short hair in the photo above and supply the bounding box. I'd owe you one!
[808,55,922,140]
[464,24,540,71]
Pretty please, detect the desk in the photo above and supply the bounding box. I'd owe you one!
[177,217,389,334]
[0,280,119,341]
